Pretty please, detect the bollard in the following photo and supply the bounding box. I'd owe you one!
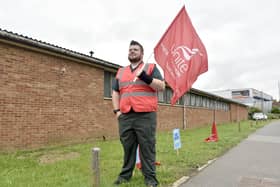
[92,147,100,187]
[238,122,241,132]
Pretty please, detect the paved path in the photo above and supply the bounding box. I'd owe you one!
[180,120,280,187]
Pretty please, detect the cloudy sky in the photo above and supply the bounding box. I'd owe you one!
[1,0,279,100]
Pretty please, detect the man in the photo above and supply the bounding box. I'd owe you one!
[112,40,165,187]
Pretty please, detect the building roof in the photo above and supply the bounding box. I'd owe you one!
[0,28,121,70]
[0,28,247,107]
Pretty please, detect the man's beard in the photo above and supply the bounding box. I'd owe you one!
[128,56,141,63]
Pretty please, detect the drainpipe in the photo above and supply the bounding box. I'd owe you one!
[183,95,187,130]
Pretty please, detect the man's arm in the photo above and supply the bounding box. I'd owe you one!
[112,79,122,117]
[149,78,165,91]
[136,65,165,91]
[112,90,122,117]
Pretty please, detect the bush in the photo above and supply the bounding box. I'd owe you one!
[271,106,280,114]
[267,113,280,119]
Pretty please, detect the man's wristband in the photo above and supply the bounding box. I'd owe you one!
[113,109,120,114]
[138,71,153,84]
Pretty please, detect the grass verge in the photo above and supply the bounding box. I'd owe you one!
[0,120,269,187]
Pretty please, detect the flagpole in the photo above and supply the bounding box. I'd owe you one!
[278,80,280,102]
[133,52,154,82]
[145,52,154,64]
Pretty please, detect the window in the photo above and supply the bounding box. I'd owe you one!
[214,101,217,110]
[222,103,226,111]
[104,71,116,98]
[224,103,229,111]
[217,101,221,110]
[157,91,165,103]
[232,90,249,96]
[178,96,184,105]
[190,94,196,106]
[196,96,202,107]
[202,97,207,107]
[186,93,191,106]
[166,88,172,104]
[206,98,210,108]
[209,100,214,109]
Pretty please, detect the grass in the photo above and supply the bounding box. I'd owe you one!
[0,120,270,187]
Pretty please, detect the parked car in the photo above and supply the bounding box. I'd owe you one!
[252,112,268,120]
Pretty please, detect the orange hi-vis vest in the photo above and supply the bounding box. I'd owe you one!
[116,63,158,113]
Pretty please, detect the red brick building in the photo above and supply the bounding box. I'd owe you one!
[0,29,248,150]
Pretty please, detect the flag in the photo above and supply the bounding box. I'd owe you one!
[154,6,208,105]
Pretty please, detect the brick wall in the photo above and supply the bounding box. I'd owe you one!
[157,104,246,131]
[0,42,119,150]
[229,104,248,122]
[0,41,248,150]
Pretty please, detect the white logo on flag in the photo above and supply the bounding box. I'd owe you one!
[171,45,202,78]
[159,43,203,79]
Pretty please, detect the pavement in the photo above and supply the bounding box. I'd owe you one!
[179,120,280,187]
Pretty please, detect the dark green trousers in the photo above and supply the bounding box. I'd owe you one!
[117,111,158,186]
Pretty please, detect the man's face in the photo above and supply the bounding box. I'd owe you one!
[128,45,143,63]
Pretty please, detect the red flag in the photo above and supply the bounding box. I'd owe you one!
[154,6,208,105]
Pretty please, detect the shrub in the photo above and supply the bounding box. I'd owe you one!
[267,113,280,119]
[271,106,280,114]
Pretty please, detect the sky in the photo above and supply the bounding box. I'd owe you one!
[0,0,279,101]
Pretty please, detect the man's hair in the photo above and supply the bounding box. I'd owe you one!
[130,40,144,53]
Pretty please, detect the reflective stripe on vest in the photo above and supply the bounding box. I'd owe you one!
[120,92,157,99]
[119,80,147,89]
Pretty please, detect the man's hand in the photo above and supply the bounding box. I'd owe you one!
[116,111,122,118]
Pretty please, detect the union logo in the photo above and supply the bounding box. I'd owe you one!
[170,45,203,77]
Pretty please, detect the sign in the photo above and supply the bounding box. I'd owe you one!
[173,128,182,150]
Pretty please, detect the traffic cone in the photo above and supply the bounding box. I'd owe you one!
[135,145,161,170]
[136,145,142,169]
[154,161,161,166]
[204,121,218,142]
